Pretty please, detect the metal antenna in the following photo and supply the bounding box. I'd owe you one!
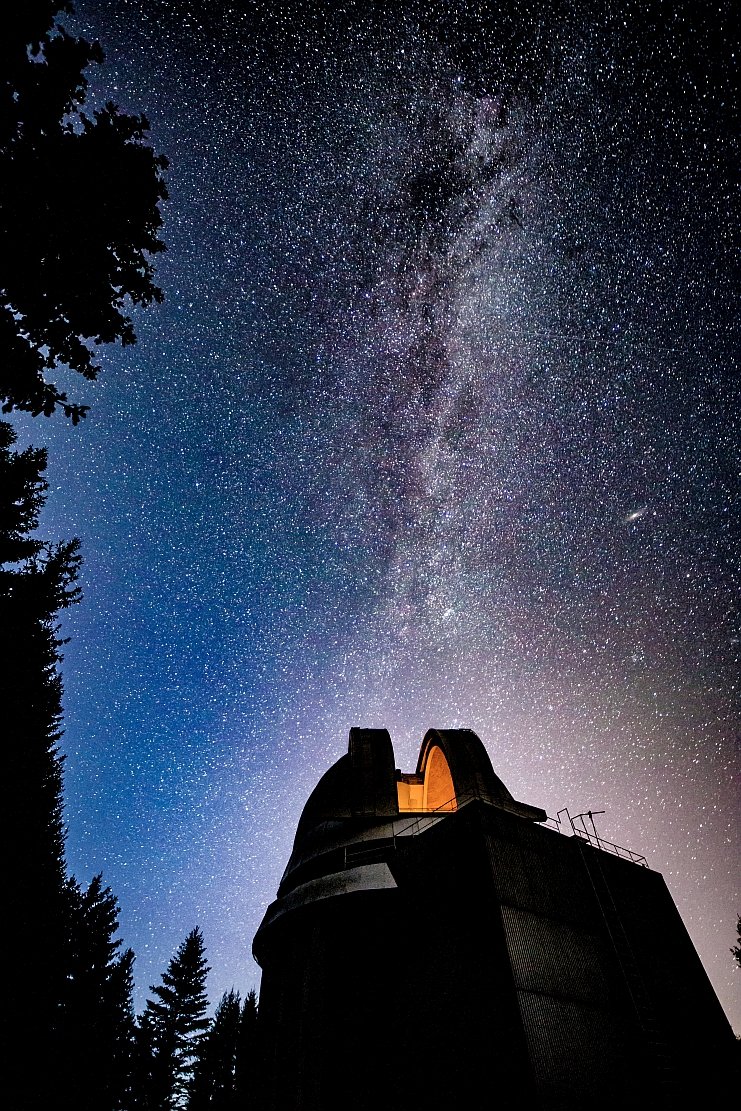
[572,809,606,847]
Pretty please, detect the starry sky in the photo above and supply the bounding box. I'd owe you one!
[18,0,740,1025]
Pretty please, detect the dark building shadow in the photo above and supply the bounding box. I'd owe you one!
[253,728,738,1110]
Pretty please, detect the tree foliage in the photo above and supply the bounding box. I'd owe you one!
[58,875,137,1111]
[2,423,139,1111]
[188,988,261,1111]
[0,421,81,918]
[136,928,211,1111]
[733,915,741,970]
[234,991,260,1109]
[188,990,242,1111]
[1,422,136,1111]
[0,8,174,1110]
[1,420,81,1107]
[0,1,168,421]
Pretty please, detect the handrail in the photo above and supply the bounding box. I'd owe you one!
[341,797,647,869]
[394,791,478,837]
[547,807,648,866]
[395,797,648,865]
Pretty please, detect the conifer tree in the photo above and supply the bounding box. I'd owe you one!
[188,990,242,1111]
[1,6,167,1108]
[1,419,81,1109]
[58,875,137,1111]
[2,425,136,1111]
[137,928,211,1111]
[132,1011,158,1111]
[0,1,168,422]
[234,990,260,1109]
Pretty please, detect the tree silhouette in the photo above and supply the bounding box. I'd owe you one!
[187,987,261,1111]
[0,1,168,421]
[137,928,211,1111]
[1,7,171,1109]
[57,874,137,1111]
[188,990,242,1111]
[234,990,260,1109]
[1,419,83,1109]
[2,426,138,1111]
[733,915,741,970]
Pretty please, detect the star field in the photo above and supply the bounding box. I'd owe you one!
[19,0,740,1026]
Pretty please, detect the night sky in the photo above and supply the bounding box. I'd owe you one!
[18,0,739,1026]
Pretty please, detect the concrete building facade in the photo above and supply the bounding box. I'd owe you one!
[253,728,737,1109]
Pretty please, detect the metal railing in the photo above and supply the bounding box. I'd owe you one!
[545,807,648,866]
[394,791,472,838]
[395,797,648,866]
[339,797,648,871]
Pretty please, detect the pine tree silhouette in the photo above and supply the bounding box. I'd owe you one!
[0,2,168,422]
[1,7,169,1108]
[234,990,260,1109]
[2,424,137,1111]
[57,875,137,1111]
[136,928,211,1110]
[188,990,242,1111]
[1,420,81,1110]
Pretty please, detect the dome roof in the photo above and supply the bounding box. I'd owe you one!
[293,726,545,847]
[264,726,546,933]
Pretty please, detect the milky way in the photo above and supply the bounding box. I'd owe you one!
[19,0,739,1025]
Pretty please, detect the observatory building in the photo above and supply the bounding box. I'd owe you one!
[253,728,737,1110]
